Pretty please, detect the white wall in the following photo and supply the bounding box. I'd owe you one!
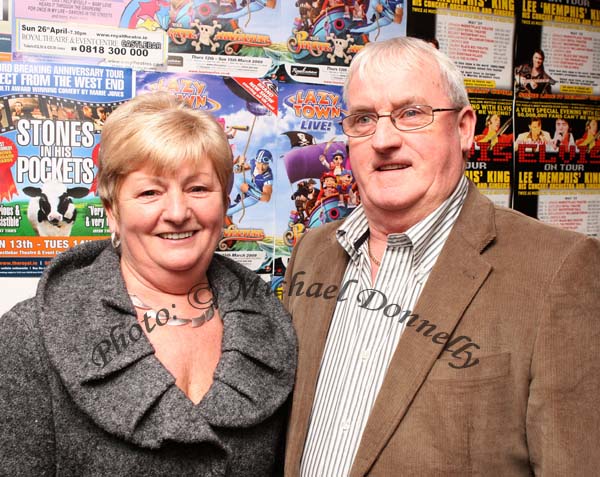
[0,277,38,315]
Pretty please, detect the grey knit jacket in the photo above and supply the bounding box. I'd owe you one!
[0,241,297,476]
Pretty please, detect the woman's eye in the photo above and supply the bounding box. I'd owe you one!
[190,185,207,193]
[140,190,158,197]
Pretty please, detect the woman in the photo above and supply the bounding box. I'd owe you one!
[0,93,296,475]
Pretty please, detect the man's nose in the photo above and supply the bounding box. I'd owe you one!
[370,113,402,151]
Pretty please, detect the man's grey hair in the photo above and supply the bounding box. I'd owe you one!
[343,37,470,109]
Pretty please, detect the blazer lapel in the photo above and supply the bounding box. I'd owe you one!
[285,226,350,474]
[350,184,496,476]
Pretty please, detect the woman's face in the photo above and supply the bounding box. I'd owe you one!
[106,160,225,281]
[589,120,598,135]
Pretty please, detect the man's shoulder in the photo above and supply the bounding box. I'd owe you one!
[296,220,342,248]
[491,203,591,253]
[515,131,529,141]
[460,185,590,256]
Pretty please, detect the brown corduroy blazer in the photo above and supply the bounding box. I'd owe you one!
[283,183,600,476]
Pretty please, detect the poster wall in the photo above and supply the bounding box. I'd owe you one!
[0,0,599,311]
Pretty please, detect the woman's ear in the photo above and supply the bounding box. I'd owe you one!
[103,201,119,236]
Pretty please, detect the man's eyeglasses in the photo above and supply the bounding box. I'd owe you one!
[340,105,461,138]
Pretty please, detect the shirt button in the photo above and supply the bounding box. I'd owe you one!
[341,420,351,431]
[360,349,370,360]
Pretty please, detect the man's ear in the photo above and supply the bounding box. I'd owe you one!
[458,106,477,156]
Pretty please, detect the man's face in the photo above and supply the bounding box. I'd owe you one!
[530,120,542,138]
[533,52,544,69]
[555,119,568,135]
[345,60,475,229]
[14,102,22,114]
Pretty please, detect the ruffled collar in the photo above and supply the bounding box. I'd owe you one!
[36,241,296,449]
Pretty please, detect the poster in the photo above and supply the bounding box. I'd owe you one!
[136,71,279,278]
[0,0,11,60]
[280,0,407,85]
[407,0,516,91]
[466,91,514,207]
[0,62,133,276]
[514,0,600,97]
[272,80,350,291]
[14,1,168,70]
[513,0,600,236]
[513,99,600,236]
[14,0,284,76]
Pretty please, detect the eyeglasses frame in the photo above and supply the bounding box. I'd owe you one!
[340,105,462,138]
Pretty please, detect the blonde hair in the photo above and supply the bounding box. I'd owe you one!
[97,92,233,216]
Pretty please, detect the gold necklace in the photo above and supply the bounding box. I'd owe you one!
[367,240,382,266]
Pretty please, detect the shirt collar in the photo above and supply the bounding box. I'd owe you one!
[336,175,469,268]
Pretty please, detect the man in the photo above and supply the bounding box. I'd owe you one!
[81,104,95,122]
[48,104,60,121]
[549,117,576,151]
[304,178,319,214]
[94,106,108,130]
[514,49,555,94]
[11,101,24,121]
[283,37,599,476]
[514,117,551,152]
[227,148,273,216]
[11,101,33,121]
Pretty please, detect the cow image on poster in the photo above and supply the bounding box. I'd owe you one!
[23,181,89,236]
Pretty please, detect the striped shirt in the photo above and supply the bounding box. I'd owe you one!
[300,176,469,477]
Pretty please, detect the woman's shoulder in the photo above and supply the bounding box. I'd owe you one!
[0,297,50,379]
[0,297,39,336]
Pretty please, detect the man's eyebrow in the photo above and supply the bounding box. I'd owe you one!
[391,98,428,108]
[347,97,428,114]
